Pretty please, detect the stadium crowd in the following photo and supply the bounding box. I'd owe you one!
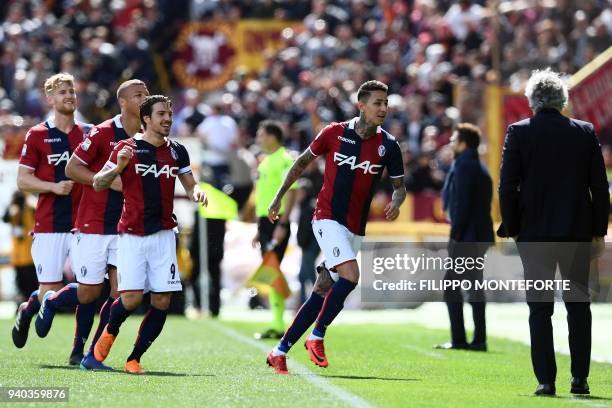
[1,0,611,196]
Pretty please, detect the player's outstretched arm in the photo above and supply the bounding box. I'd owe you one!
[267,149,316,223]
[17,166,73,195]
[384,176,407,221]
[178,172,208,205]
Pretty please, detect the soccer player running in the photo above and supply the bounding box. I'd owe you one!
[266,81,406,374]
[12,73,88,357]
[91,95,207,374]
[34,80,149,370]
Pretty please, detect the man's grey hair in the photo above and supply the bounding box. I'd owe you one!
[524,68,569,113]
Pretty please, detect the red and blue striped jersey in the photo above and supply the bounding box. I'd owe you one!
[308,118,404,236]
[73,115,133,234]
[18,118,90,233]
[105,137,192,236]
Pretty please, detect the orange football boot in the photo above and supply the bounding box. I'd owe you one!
[93,326,116,362]
[124,359,145,374]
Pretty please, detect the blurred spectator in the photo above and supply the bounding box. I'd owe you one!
[406,97,426,154]
[227,139,256,213]
[444,0,484,42]
[115,26,156,85]
[196,101,239,189]
[0,0,610,226]
[2,191,37,304]
[174,88,207,136]
[406,151,445,193]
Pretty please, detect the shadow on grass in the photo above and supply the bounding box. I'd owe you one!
[39,365,214,377]
[319,374,419,382]
[519,393,612,401]
[141,371,214,378]
[561,395,612,401]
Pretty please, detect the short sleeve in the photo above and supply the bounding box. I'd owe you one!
[72,126,101,165]
[104,142,122,170]
[385,140,404,178]
[18,130,40,170]
[175,143,192,175]
[308,124,334,156]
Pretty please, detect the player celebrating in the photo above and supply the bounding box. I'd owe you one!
[265,80,406,374]
[12,73,89,357]
[91,95,207,374]
[34,80,149,370]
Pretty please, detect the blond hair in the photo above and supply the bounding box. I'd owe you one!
[44,73,75,96]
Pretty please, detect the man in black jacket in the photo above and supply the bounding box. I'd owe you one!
[436,123,494,352]
[498,69,609,396]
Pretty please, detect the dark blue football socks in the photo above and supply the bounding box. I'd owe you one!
[313,277,357,338]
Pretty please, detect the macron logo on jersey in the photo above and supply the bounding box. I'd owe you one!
[47,151,70,166]
[338,136,356,145]
[333,152,383,174]
[135,163,179,178]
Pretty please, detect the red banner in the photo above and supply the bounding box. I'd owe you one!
[570,51,612,140]
[172,22,238,91]
[502,93,532,130]
[172,20,298,91]
[412,192,447,223]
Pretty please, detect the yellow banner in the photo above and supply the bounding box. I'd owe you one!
[173,20,300,91]
[234,20,298,72]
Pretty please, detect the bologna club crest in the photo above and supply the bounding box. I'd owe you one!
[172,23,237,91]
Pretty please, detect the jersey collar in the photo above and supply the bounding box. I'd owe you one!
[46,116,77,131]
[113,114,123,128]
[135,133,170,148]
[114,114,145,134]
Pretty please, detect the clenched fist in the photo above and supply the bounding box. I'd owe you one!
[116,146,133,171]
[53,180,74,196]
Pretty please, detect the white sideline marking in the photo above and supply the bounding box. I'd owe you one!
[402,344,445,359]
[210,321,374,408]
[570,398,610,408]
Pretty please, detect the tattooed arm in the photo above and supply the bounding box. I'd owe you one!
[267,149,316,223]
[384,176,407,221]
[93,146,132,192]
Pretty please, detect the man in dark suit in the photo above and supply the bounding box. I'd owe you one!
[436,123,494,351]
[498,69,609,396]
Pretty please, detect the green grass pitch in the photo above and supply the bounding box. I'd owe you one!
[1,315,611,407]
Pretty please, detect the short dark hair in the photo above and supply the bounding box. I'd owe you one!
[455,122,481,149]
[258,119,283,142]
[116,79,146,100]
[140,95,172,129]
[357,80,388,102]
